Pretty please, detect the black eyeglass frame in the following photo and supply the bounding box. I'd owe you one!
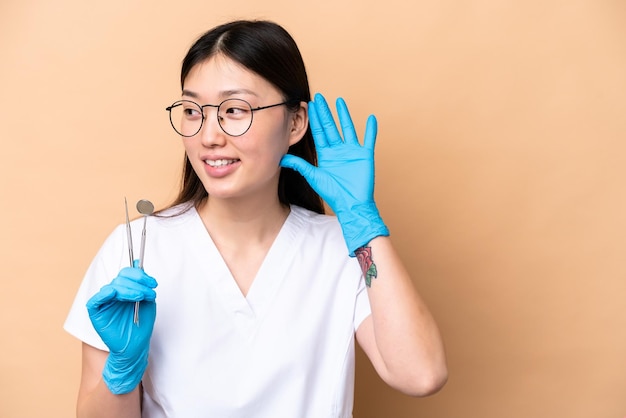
[166,98,295,138]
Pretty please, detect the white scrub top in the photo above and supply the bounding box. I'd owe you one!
[64,205,371,418]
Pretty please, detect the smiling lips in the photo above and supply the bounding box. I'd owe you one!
[205,158,240,167]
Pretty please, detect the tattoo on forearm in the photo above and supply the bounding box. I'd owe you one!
[355,246,378,287]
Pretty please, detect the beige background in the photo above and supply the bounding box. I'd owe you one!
[1,0,625,417]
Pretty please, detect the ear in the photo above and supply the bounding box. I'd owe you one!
[288,101,309,146]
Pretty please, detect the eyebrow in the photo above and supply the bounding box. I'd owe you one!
[181,88,259,100]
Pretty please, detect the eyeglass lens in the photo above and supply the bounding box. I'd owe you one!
[168,99,254,137]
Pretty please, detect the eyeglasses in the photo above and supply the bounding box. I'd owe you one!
[166,98,292,137]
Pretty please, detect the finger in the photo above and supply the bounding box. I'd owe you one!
[113,276,157,302]
[86,285,117,311]
[308,98,328,149]
[281,154,329,201]
[280,154,318,181]
[118,266,158,288]
[363,114,378,150]
[114,286,156,303]
[336,97,359,145]
[313,93,343,145]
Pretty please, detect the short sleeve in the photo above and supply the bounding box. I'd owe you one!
[63,224,128,351]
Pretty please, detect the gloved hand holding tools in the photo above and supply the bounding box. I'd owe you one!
[86,261,157,394]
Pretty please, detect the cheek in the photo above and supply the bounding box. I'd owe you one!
[182,139,205,173]
[240,140,285,169]
[273,116,296,154]
[247,120,292,162]
[182,142,196,162]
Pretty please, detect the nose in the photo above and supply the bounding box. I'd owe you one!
[198,108,226,147]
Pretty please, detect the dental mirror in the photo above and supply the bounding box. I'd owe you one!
[136,199,154,269]
[134,199,154,325]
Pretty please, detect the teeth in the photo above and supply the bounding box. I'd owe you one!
[205,159,237,167]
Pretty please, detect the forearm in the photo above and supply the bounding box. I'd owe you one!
[77,344,142,418]
[77,380,141,418]
[280,93,446,392]
[358,236,447,395]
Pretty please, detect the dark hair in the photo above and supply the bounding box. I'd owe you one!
[167,20,324,214]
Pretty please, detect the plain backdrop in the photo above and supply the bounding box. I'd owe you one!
[1,0,625,417]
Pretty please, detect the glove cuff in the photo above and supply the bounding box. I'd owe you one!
[336,202,390,256]
[102,350,149,395]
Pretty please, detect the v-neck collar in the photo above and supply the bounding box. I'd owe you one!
[186,205,308,335]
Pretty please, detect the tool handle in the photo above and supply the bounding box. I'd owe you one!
[138,217,147,269]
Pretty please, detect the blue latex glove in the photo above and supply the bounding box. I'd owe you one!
[281,93,389,256]
[86,261,157,395]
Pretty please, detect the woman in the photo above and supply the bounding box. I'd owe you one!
[65,20,447,418]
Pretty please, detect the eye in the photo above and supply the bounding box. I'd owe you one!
[220,100,251,120]
[182,105,202,120]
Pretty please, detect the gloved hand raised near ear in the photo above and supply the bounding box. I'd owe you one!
[86,261,157,395]
[281,93,389,256]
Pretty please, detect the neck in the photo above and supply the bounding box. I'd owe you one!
[197,194,290,246]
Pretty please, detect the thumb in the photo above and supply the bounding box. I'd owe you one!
[86,285,117,313]
[280,154,317,180]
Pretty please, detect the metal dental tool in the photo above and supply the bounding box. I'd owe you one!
[136,199,154,269]
[124,198,155,325]
[133,199,155,325]
[125,197,141,326]
[125,197,135,267]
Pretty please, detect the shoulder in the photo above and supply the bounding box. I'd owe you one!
[140,203,199,232]
[289,205,348,252]
[152,203,197,223]
[290,205,341,231]
[92,204,200,266]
